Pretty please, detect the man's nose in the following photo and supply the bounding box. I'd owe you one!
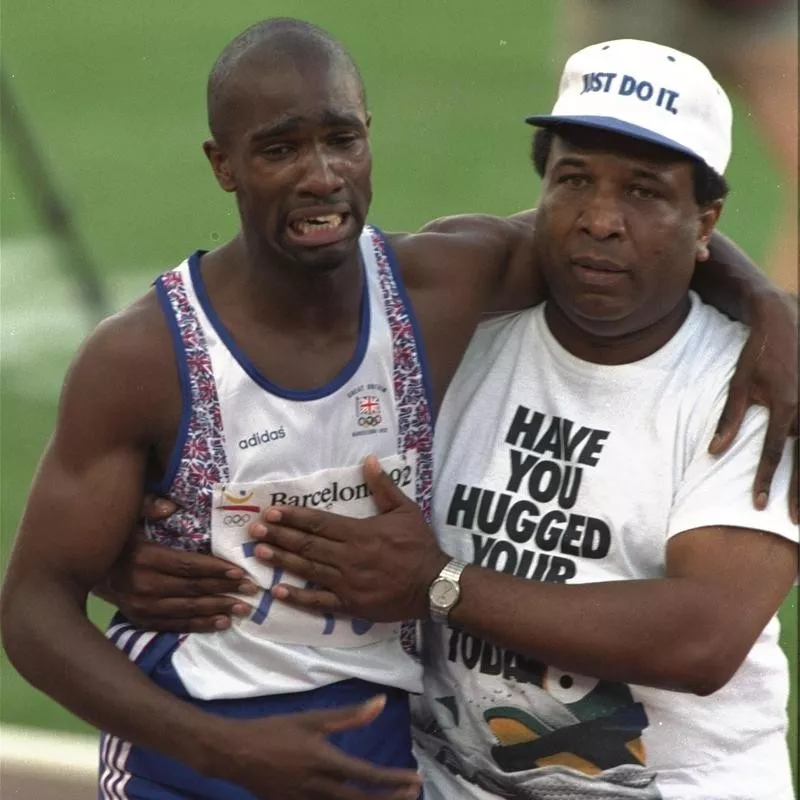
[578,192,626,240]
[296,148,345,197]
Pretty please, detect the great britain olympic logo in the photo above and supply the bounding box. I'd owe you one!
[355,394,382,428]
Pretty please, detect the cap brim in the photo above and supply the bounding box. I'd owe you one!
[524,114,703,164]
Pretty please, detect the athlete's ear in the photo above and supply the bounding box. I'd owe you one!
[365,112,372,130]
[203,139,236,193]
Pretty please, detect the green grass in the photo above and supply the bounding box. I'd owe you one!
[1,0,796,783]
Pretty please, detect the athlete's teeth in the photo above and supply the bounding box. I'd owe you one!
[294,214,343,233]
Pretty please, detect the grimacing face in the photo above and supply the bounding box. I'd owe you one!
[533,127,721,341]
[205,58,372,272]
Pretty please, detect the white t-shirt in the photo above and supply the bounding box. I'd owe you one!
[414,295,797,800]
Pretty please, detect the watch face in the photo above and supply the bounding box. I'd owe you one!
[431,579,459,608]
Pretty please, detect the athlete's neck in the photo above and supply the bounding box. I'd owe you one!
[207,235,364,336]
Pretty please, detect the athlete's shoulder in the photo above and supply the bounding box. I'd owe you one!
[89,288,169,363]
[48,284,177,451]
[95,249,200,363]
[68,288,174,404]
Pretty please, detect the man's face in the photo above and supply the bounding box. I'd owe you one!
[534,128,720,339]
[206,58,372,272]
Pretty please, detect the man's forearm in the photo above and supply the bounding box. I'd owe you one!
[692,231,781,323]
[448,566,730,695]
[1,573,225,777]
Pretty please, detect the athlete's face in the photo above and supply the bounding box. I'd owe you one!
[534,127,721,341]
[205,60,372,272]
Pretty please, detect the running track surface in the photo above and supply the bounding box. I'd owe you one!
[2,769,95,799]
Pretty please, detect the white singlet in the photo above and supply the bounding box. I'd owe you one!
[142,225,434,699]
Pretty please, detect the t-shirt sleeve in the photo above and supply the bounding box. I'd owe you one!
[668,397,798,543]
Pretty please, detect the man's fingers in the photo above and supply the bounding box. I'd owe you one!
[709,379,749,455]
[134,542,244,581]
[139,494,180,522]
[363,455,410,513]
[319,748,420,792]
[314,695,386,734]
[257,523,341,567]
[301,699,422,793]
[120,612,235,633]
[147,595,251,620]
[144,615,233,633]
[752,409,794,509]
[129,571,255,599]
[120,596,252,632]
[271,581,344,613]
[257,505,349,543]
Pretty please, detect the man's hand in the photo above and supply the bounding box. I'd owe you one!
[250,456,449,621]
[215,696,421,800]
[709,291,798,522]
[96,496,257,632]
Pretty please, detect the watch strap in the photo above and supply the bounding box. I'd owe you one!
[429,558,468,623]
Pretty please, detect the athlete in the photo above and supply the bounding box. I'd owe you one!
[1,19,797,800]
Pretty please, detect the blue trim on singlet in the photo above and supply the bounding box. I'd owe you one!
[149,278,193,494]
[373,227,437,423]
[188,250,372,402]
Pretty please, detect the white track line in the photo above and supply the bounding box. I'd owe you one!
[1,724,98,782]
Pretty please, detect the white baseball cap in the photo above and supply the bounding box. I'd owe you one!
[526,39,733,175]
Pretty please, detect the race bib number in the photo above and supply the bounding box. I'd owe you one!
[211,452,418,648]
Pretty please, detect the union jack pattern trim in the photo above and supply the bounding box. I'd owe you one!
[146,267,229,552]
[369,227,434,661]
[369,227,434,523]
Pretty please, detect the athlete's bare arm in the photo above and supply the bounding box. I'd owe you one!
[0,296,420,800]
[1,298,208,754]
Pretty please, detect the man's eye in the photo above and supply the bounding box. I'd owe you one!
[330,133,359,149]
[630,185,660,200]
[558,174,589,188]
[261,145,293,161]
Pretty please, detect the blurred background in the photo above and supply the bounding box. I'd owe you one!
[1,0,797,795]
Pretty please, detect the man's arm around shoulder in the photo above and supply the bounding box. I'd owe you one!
[393,210,545,313]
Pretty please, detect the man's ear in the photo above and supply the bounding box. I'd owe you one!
[695,201,723,262]
[365,112,372,130]
[203,139,236,193]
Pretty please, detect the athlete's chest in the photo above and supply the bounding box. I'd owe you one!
[218,367,402,482]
